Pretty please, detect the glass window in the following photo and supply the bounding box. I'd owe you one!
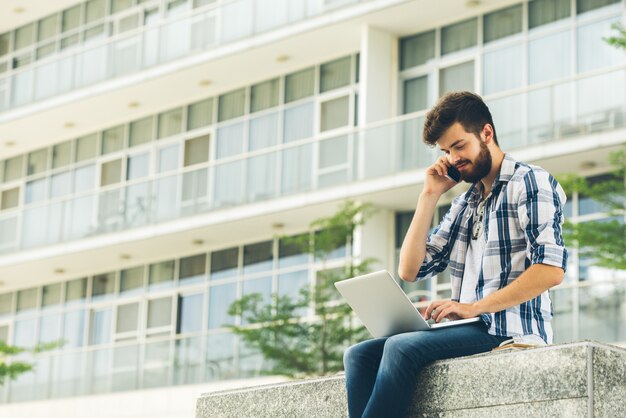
[249,112,278,151]
[218,89,246,122]
[184,135,210,166]
[62,5,82,33]
[529,31,570,84]
[320,56,351,93]
[119,14,140,33]
[208,283,236,329]
[149,260,175,290]
[76,134,98,162]
[66,278,87,304]
[14,318,36,348]
[17,288,38,312]
[210,247,238,280]
[577,0,620,15]
[4,156,23,181]
[61,34,80,50]
[102,126,125,154]
[86,0,106,23]
[50,171,72,198]
[92,272,115,299]
[129,117,153,147]
[403,75,429,114]
[187,99,213,130]
[39,313,61,344]
[0,325,8,342]
[127,153,149,180]
[319,135,348,170]
[42,283,62,308]
[483,5,522,43]
[112,0,134,13]
[529,0,570,29]
[242,276,272,309]
[0,293,13,316]
[247,154,276,201]
[14,24,35,50]
[180,254,206,284]
[277,270,309,314]
[321,96,350,131]
[37,43,56,59]
[285,67,314,103]
[38,15,59,42]
[400,30,435,70]
[101,159,123,186]
[177,293,203,334]
[74,164,96,192]
[216,123,244,159]
[1,187,20,210]
[27,149,48,176]
[278,235,309,268]
[63,309,86,347]
[577,17,624,74]
[282,143,312,194]
[158,144,179,172]
[120,266,144,294]
[283,102,314,142]
[158,108,183,139]
[250,78,279,113]
[483,44,523,95]
[116,303,139,333]
[90,308,112,345]
[147,297,172,328]
[439,61,474,96]
[52,141,72,168]
[441,18,477,55]
[0,33,10,56]
[243,241,273,274]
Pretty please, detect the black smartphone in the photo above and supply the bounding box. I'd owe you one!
[445,165,461,183]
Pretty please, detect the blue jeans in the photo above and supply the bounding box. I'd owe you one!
[343,322,509,418]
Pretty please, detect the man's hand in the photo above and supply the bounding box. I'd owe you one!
[423,156,458,196]
[424,300,483,323]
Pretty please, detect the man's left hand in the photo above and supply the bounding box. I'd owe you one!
[424,300,483,323]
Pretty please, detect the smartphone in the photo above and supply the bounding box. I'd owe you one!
[445,165,461,183]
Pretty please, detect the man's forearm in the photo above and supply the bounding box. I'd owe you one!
[398,191,441,281]
[473,264,564,314]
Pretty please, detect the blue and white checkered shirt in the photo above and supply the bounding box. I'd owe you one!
[416,154,568,344]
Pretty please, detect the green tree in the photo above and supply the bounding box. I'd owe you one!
[228,201,377,378]
[0,342,32,386]
[559,149,625,270]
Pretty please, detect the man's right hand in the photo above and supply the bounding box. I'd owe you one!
[423,156,458,196]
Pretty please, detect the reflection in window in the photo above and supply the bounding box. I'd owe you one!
[279,235,309,268]
[27,149,48,176]
[577,17,623,74]
[277,270,309,317]
[42,283,62,308]
[400,30,435,70]
[92,272,115,300]
[441,18,477,55]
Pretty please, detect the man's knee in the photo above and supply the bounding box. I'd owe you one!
[383,333,431,364]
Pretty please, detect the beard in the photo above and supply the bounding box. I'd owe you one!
[459,140,492,183]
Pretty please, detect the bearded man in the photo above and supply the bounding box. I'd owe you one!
[343,91,568,418]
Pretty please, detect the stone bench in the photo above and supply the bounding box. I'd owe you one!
[196,341,626,417]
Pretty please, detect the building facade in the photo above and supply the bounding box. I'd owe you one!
[0,0,625,416]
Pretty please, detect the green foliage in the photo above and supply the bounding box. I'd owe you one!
[227,201,376,378]
[558,149,626,270]
[604,23,626,50]
[0,342,32,385]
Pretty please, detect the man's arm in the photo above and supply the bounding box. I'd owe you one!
[425,264,564,322]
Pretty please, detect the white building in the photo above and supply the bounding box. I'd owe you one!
[0,0,624,416]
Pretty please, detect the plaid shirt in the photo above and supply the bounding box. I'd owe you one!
[416,154,568,343]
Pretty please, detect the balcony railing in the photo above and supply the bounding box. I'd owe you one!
[0,0,368,114]
[1,67,625,255]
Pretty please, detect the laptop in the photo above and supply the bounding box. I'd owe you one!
[334,270,481,338]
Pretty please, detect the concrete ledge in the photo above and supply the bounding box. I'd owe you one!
[196,341,626,417]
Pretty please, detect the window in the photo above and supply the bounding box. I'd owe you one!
[208,283,236,329]
[0,293,13,316]
[17,288,38,312]
[218,89,246,122]
[158,144,179,172]
[42,283,62,308]
[1,188,19,211]
[403,76,429,114]
[62,6,82,33]
[129,117,153,147]
[4,156,24,181]
[249,112,278,151]
[441,18,477,55]
[14,24,34,50]
[250,78,279,113]
[86,0,106,24]
[120,266,144,294]
[321,96,350,131]
[483,44,523,94]
[278,235,309,268]
[100,159,123,186]
[216,123,244,159]
[187,99,213,130]
[112,0,134,13]
[400,30,435,70]
[439,61,474,96]
[483,5,522,43]
[25,179,46,204]
[577,17,623,74]
[529,31,570,84]
[577,0,620,15]
[243,241,273,274]
[0,33,10,56]
[184,135,210,166]
[180,254,206,284]
[529,0,570,29]
[102,126,125,154]
[75,134,98,162]
[74,164,96,192]
[210,247,238,280]
[116,303,139,334]
[127,153,149,180]
[320,57,351,93]
[50,171,72,198]
[27,149,48,176]
[147,297,172,328]
[158,108,183,139]
[39,314,61,344]
[63,310,86,347]
[90,308,112,345]
[285,67,314,103]
[149,260,175,290]
[0,325,8,343]
[92,272,115,299]
[283,102,314,143]
[52,141,72,168]
[38,15,59,42]
[177,293,203,333]
[65,278,87,304]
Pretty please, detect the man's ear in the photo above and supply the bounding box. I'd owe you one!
[482,124,494,144]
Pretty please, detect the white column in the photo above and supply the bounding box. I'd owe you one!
[352,208,394,274]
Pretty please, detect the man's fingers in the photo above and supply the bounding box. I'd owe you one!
[425,300,446,319]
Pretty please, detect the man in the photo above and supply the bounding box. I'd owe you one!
[343,91,568,418]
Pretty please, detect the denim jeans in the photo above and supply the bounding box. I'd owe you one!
[343,322,509,418]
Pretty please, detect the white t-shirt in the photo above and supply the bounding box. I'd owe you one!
[460,202,488,303]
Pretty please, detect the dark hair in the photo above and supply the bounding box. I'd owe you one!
[422,91,498,147]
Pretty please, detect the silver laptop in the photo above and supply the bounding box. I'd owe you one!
[334,270,481,338]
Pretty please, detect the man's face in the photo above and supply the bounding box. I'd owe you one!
[437,122,492,183]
